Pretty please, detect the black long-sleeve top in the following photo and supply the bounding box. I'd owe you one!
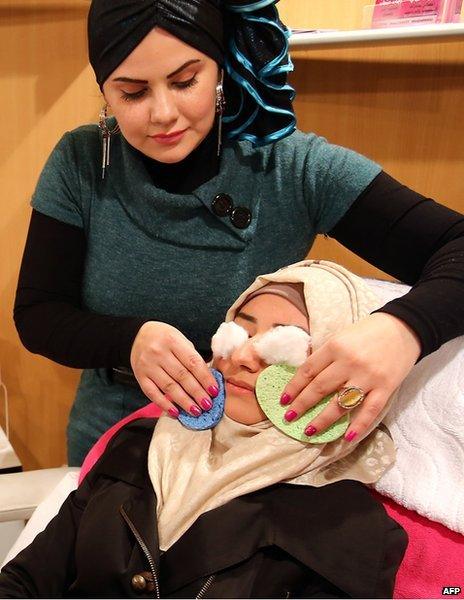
[14,164,464,369]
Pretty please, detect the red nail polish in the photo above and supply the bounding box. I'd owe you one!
[168,407,179,418]
[284,410,298,422]
[305,425,317,437]
[280,393,292,406]
[200,398,213,411]
[345,430,358,442]
[190,405,202,417]
[208,385,219,398]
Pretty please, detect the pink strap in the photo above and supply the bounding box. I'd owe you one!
[78,403,162,485]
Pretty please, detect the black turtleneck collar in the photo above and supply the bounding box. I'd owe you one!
[137,122,220,194]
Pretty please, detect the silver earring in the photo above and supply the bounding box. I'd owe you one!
[215,70,226,158]
[98,105,120,180]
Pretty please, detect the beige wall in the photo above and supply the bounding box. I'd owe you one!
[1,2,98,469]
[279,0,464,276]
[1,0,463,469]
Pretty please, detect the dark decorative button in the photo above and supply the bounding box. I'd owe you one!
[230,206,252,229]
[212,193,233,217]
[131,574,147,592]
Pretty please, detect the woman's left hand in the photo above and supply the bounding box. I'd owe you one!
[280,313,422,442]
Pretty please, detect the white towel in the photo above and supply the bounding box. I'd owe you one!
[366,278,464,534]
[1,470,79,567]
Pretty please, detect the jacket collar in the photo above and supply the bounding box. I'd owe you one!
[161,482,404,598]
[89,419,160,567]
[120,486,160,571]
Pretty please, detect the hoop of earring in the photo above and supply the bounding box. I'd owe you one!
[98,104,121,180]
[215,70,226,158]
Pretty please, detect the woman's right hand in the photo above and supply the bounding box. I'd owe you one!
[130,321,219,418]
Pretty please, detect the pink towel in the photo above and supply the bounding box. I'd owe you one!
[371,491,464,599]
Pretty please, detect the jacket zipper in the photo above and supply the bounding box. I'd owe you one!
[196,574,215,599]
[120,506,216,599]
[120,505,160,599]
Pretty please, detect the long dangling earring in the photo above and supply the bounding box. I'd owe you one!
[215,69,226,158]
[98,104,120,180]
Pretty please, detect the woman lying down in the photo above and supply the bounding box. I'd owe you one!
[0,260,407,599]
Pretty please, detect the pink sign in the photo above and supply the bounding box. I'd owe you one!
[372,0,463,27]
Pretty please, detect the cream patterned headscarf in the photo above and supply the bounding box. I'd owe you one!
[149,260,396,550]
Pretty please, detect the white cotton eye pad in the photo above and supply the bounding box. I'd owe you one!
[254,326,311,367]
[211,321,249,359]
[256,364,350,444]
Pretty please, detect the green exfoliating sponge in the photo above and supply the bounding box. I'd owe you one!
[256,364,350,444]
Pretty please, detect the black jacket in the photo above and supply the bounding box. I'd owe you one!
[0,419,407,598]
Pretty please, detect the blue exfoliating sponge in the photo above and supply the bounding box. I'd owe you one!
[177,368,225,430]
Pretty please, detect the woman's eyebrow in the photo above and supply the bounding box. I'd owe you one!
[112,76,148,84]
[236,313,309,334]
[273,323,310,334]
[167,59,201,79]
[235,312,256,324]
[112,59,202,84]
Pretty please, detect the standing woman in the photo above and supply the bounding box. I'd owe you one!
[14,0,464,466]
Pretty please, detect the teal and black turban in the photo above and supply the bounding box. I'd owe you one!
[88,0,296,146]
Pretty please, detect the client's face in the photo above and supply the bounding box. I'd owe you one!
[213,294,309,424]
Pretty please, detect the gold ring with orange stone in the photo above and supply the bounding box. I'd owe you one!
[336,386,366,410]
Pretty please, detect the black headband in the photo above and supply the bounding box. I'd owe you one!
[88,0,225,90]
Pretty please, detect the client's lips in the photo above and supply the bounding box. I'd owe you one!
[227,378,254,392]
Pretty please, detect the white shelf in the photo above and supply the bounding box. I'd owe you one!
[289,23,464,48]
